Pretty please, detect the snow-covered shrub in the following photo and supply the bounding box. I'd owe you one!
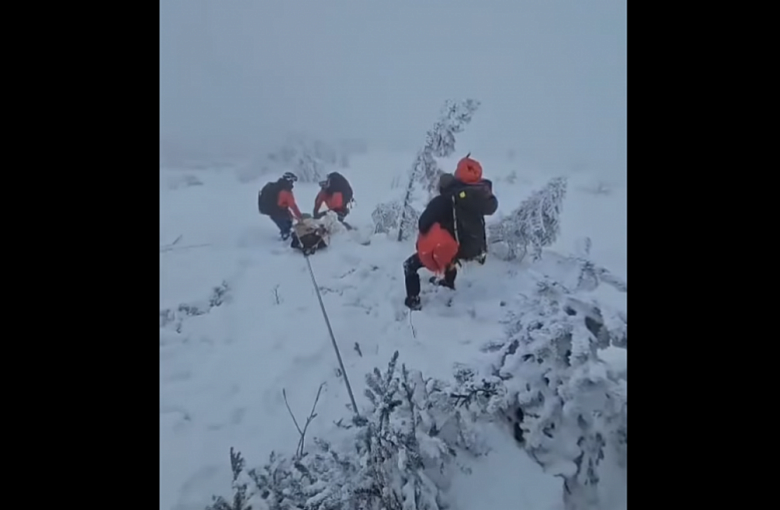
[206,448,253,510]
[569,237,627,293]
[264,134,361,183]
[207,352,476,510]
[451,277,627,510]
[371,200,402,235]
[371,200,420,241]
[371,99,480,241]
[159,281,231,336]
[287,151,323,183]
[488,176,567,262]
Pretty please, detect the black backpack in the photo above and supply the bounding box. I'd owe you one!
[326,172,353,205]
[449,184,489,260]
[258,181,282,215]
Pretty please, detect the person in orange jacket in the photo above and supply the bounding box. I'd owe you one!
[313,172,354,223]
[257,172,303,240]
[403,155,498,310]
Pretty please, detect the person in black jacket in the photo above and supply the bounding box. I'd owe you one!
[403,156,498,310]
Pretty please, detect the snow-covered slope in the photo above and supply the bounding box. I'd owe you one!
[160,152,626,510]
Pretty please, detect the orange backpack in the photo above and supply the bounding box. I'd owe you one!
[416,223,459,274]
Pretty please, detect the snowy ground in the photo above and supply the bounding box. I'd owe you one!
[160,152,627,510]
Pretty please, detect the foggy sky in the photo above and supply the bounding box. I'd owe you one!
[160,0,626,174]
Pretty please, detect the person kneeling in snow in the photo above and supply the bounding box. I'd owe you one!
[313,171,354,228]
[402,155,498,310]
[291,214,331,256]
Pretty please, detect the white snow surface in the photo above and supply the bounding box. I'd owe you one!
[160,152,627,510]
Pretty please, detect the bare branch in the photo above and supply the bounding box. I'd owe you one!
[283,383,326,459]
[282,388,304,437]
[297,382,326,457]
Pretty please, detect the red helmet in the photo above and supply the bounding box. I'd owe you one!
[454,153,483,184]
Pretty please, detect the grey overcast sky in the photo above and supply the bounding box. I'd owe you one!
[160,0,626,174]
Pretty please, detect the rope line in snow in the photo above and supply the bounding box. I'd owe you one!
[304,255,361,418]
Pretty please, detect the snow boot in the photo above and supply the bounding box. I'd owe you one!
[429,276,455,290]
[404,295,422,311]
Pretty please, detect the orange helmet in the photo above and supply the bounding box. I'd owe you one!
[454,153,483,184]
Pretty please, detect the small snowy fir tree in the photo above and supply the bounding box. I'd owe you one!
[206,448,253,510]
[370,200,420,239]
[417,98,480,196]
[351,352,450,509]
[206,352,473,510]
[488,176,567,262]
[371,200,401,235]
[450,277,627,510]
[370,98,480,241]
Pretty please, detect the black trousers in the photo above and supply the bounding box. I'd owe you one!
[403,253,457,297]
[270,215,293,237]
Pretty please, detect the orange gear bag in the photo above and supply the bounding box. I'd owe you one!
[416,223,459,274]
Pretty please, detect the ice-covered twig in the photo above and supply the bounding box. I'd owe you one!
[282,383,325,459]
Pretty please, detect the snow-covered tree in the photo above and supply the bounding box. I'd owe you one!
[263,134,361,183]
[451,277,627,510]
[206,352,473,510]
[371,201,402,235]
[266,137,324,183]
[488,176,567,262]
[371,200,420,238]
[370,99,480,241]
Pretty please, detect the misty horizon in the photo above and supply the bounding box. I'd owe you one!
[160,0,626,175]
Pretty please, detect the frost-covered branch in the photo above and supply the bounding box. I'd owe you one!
[567,237,627,293]
[370,99,480,241]
[488,176,567,261]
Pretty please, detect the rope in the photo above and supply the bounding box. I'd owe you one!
[304,255,361,418]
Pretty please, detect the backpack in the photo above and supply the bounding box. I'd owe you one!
[449,184,489,261]
[417,223,459,274]
[326,172,353,205]
[258,181,282,215]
